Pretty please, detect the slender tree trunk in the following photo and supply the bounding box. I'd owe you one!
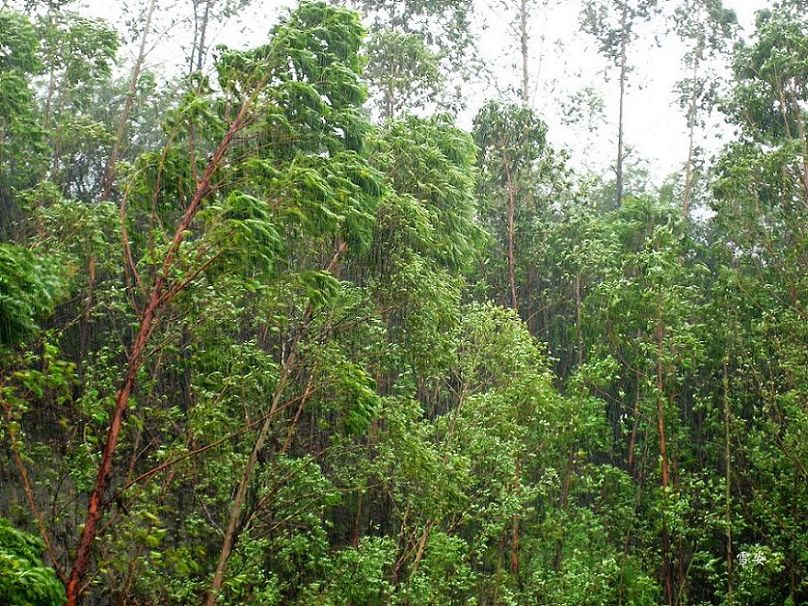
[504,160,518,312]
[408,521,433,581]
[196,0,213,72]
[189,0,200,75]
[790,92,808,202]
[203,349,297,606]
[627,328,642,474]
[204,242,348,604]
[510,459,522,575]
[615,1,628,207]
[682,55,701,219]
[64,95,254,606]
[100,0,158,201]
[656,318,670,490]
[43,64,56,130]
[519,0,530,105]
[722,359,734,606]
[553,449,574,570]
[352,492,364,547]
[575,271,583,366]
[384,82,395,121]
[656,312,672,606]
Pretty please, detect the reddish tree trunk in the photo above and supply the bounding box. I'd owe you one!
[65,99,252,606]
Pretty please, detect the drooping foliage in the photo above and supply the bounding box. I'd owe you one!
[0,519,65,606]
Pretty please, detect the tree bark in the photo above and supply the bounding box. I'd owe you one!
[575,271,583,366]
[510,459,522,575]
[196,0,213,72]
[722,359,734,606]
[656,312,672,606]
[682,54,701,219]
[519,0,530,105]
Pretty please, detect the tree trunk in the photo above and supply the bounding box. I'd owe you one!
[196,0,213,72]
[504,160,518,312]
[100,0,158,201]
[65,96,254,606]
[510,459,522,575]
[627,328,643,474]
[615,1,628,207]
[204,241,348,604]
[203,349,297,606]
[722,359,734,606]
[575,271,583,366]
[682,54,701,219]
[656,312,672,606]
[519,0,530,105]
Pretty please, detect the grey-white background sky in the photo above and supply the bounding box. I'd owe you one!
[77,0,770,182]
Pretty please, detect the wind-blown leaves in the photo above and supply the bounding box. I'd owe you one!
[0,244,61,347]
[0,519,65,606]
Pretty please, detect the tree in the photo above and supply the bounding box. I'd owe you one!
[0,11,48,233]
[345,0,477,117]
[186,0,245,74]
[581,0,659,207]
[491,0,542,105]
[671,0,736,218]
[474,100,550,313]
[363,30,443,120]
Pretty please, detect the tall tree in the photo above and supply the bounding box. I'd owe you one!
[492,0,542,104]
[186,0,256,74]
[581,0,659,207]
[474,100,548,313]
[672,0,736,218]
[344,0,477,117]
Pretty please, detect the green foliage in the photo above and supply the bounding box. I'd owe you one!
[0,11,48,197]
[370,115,484,272]
[36,12,119,117]
[581,0,660,63]
[347,0,476,115]
[0,244,61,347]
[1,3,807,606]
[364,29,443,119]
[0,519,65,606]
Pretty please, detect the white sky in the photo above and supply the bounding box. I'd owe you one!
[75,0,770,183]
[470,0,766,181]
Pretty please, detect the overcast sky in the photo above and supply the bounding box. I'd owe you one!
[470,0,767,181]
[77,0,770,183]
